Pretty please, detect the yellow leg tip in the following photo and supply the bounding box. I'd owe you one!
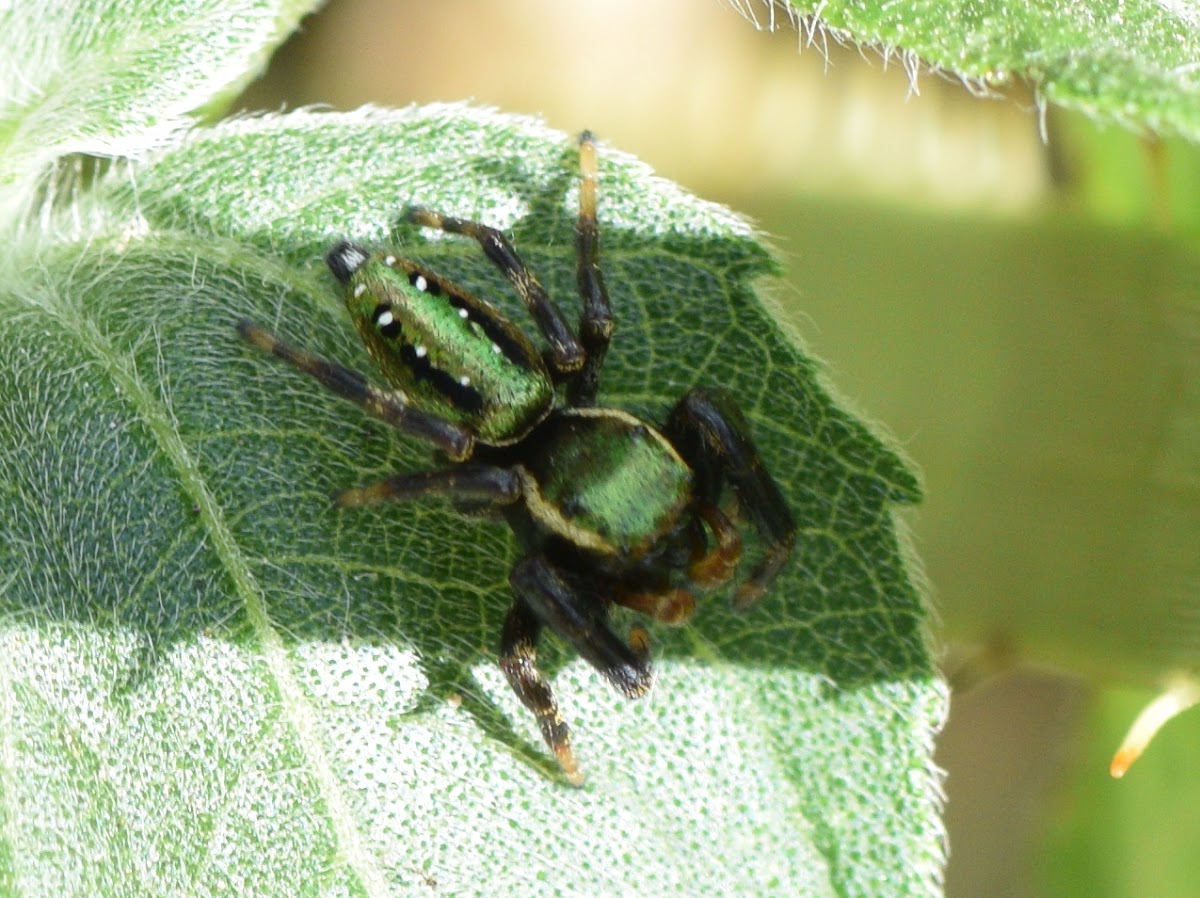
[1110,676,1200,778]
[556,746,585,787]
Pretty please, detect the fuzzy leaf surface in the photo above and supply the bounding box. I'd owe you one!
[777,0,1200,141]
[0,106,944,897]
[0,0,319,210]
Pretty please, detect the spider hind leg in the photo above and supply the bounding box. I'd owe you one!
[666,388,796,609]
[504,554,654,784]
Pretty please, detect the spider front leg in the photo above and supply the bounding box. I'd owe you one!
[568,130,614,407]
[237,320,474,461]
[506,554,653,785]
[666,388,796,609]
[333,464,522,509]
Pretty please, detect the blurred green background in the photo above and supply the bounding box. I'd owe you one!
[237,1,1200,895]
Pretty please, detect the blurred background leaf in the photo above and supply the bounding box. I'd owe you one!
[779,0,1200,141]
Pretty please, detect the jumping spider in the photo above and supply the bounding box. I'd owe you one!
[238,132,795,784]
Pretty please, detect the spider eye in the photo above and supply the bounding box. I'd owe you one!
[407,269,443,296]
[327,241,370,284]
[372,303,402,338]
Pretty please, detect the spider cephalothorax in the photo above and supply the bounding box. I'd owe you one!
[238,133,795,785]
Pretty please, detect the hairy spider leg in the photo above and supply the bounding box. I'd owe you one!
[405,208,585,376]
[667,388,797,610]
[512,556,653,697]
[237,320,475,461]
[690,503,744,587]
[311,462,588,785]
[334,464,522,509]
[499,600,582,785]
[611,504,743,626]
[613,585,695,626]
[568,131,614,407]
[507,554,653,784]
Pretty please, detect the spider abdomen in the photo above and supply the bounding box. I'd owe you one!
[519,407,694,560]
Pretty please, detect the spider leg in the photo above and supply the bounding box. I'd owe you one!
[567,131,614,407]
[511,555,652,698]
[689,503,744,589]
[666,388,796,610]
[612,503,744,625]
[405,208,585,377]
[334,464,521,509]
[613,584,695,626]
[506,554,653,783]
[238,320,474,461]
[499,599,582,786]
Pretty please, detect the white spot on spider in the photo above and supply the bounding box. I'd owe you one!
[458,308,469,319]
[460,375,471,387]
[376,310,394,327]
[415,345,428,358]
[413,274,427,292]
[384,255,397,266]
[491,343,501,354]
[353,284,367,298]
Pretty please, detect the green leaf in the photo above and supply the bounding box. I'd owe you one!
[1,106,943,896]
[779,0,1200,140]
[0,0,321,213]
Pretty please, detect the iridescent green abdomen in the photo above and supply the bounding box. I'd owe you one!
[520,408,694,559]
[332,245,554,446]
